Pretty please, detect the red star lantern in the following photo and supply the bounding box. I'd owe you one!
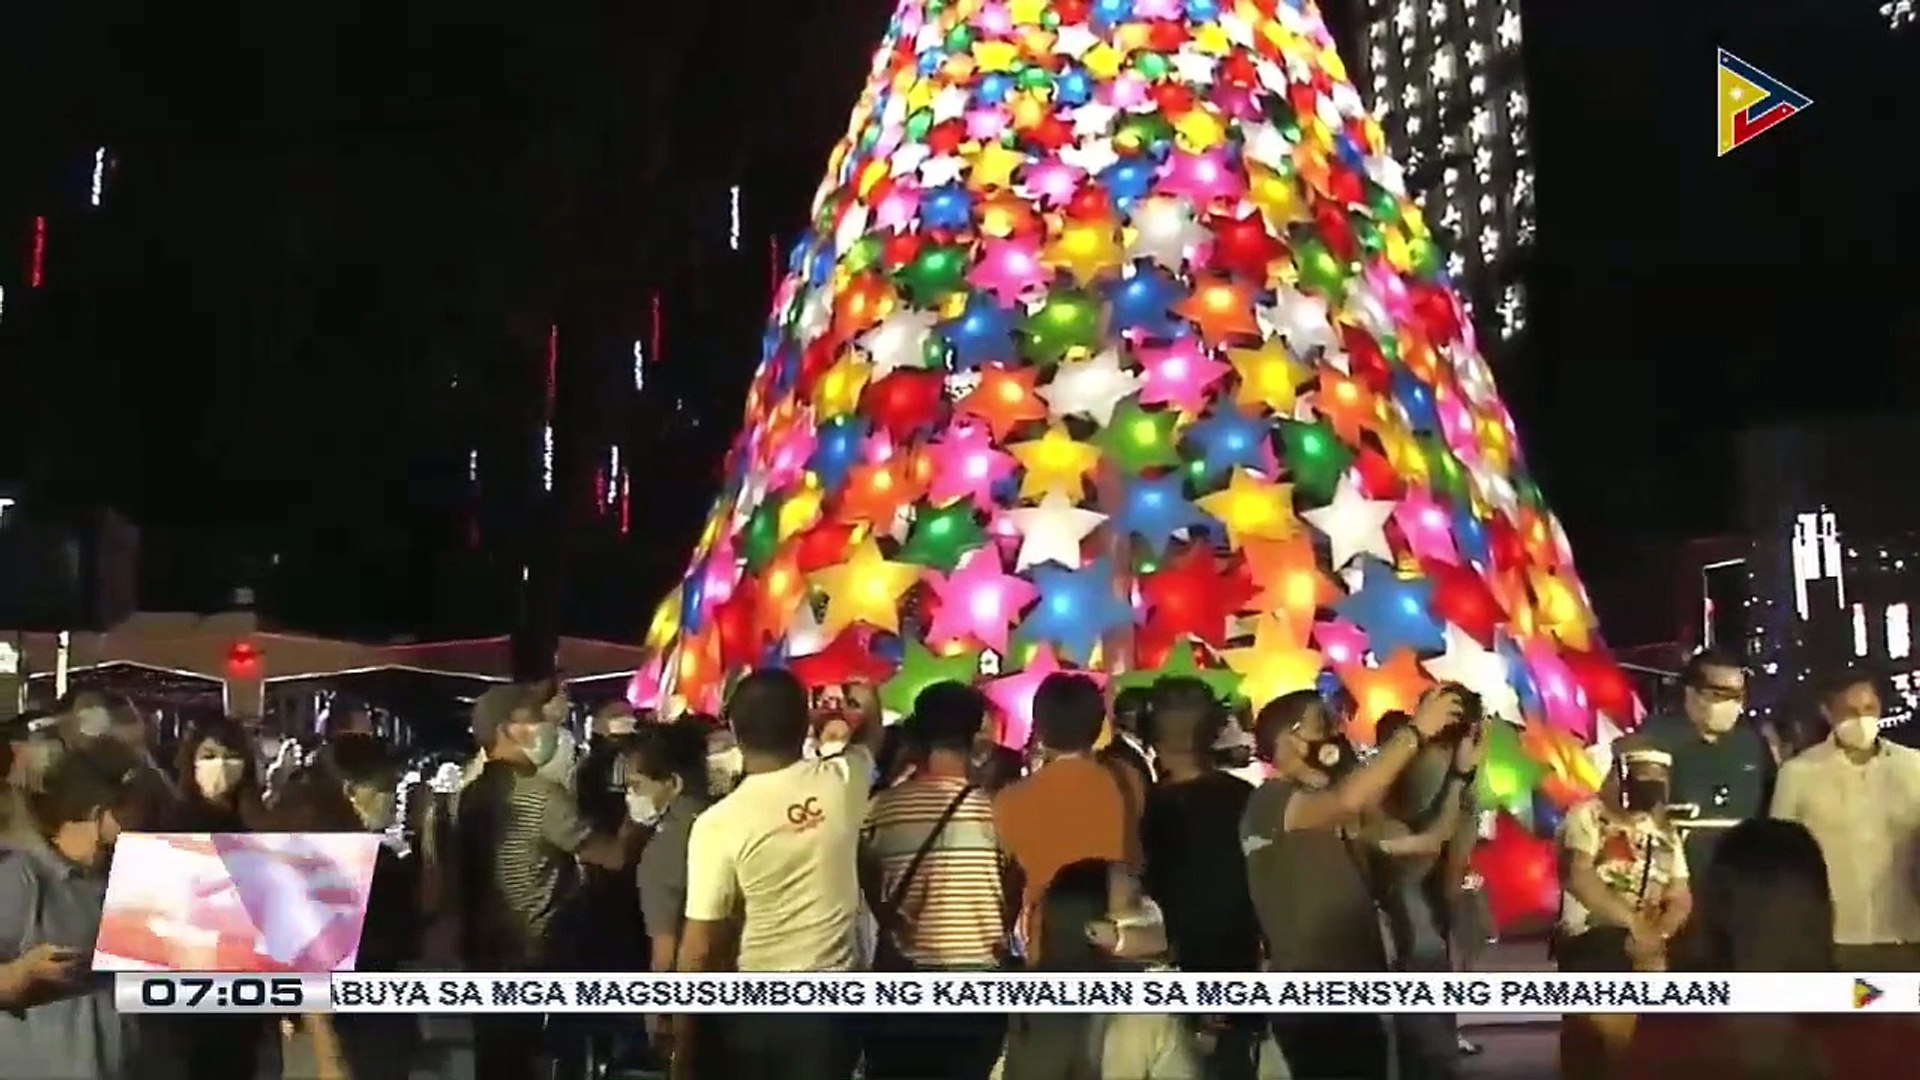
[1484,515,1528,573]
[710,589,763,669]
[1340,326,1394,392]
[1420,557,1508,647]
[1562,647,1639,728]
[862,370,947,441]
[1206,211,1285,280]
[791,522,859,574]
[789,630,894,688]
[1139,544,1255,649]
[1471,811,1561,933]
[1408,282,1462,344]
[1352,445,1405,500]
[880,231,923,271]
[1174,275,1260,345]
[958,364,1048,441]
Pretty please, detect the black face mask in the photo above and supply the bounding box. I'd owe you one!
[1623,778,1668,813]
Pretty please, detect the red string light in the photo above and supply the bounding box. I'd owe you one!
[618,473,631,536]
[29,216,46,288]
[650,293,663,367]
[768,234,780,295]
[544,324,559,420]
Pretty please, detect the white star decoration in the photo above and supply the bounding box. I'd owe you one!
[1127,196,1208,269]
[1301,475,1397,569]
[1421,624,1520,724]
[860,309,941,377]
[1041,348,1144,426]
[1005,492,1107,571]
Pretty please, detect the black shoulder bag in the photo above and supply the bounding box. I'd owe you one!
[871,785,976,972]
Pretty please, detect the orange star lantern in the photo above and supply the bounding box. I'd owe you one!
[1338,648,1433,745]
[1224,614,1326,712]
[959,364,1048,440]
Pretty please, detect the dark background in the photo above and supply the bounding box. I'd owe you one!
[0,0,1913,643]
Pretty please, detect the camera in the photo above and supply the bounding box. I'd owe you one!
[1438,683,1484,742]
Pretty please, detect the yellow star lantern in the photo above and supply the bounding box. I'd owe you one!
[973,40,1020,73]
[1226,338,1309,415]
[1223,614,1325,712]
[1009,425,1101,501]
[645,587,683,651]
[812,354,870,418]
[1246,163,1304,229]
[1197,468,1295,549]
[777,482,824,540]
[1528,567,1595,650]
[1043,216,1126,284]
[1008,0,1048,23]
[1338,649,1434,746]
[970,143,1024,190]
[808,536,922,637]
[1174,108,1225,151]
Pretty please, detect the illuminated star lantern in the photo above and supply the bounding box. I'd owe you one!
[806,537,921,638]
[1302,475,1397,569]
[1422,623,1521,724]
[1008,425,1102,501]
[1334,558,1446,657]
[1019,556,1133,665]
[1137,337,1231,414]
[1224,614,1325,712]
[924,423,1016,510]
[1127,196,1208,268]
[1198,468,1295,549]
[986,648,1102,750]
[1338,648,1434,745]
[1004,492,1106,571]
[924,546,1038,654]
[1240,534,1342,629]
[880,637,983,719]
[1112,473,1209,555]
[1227,339,1310,416]
[1041,348,1145,426]
[860,309,942,377]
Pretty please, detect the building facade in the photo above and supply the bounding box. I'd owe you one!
[1331,0,1535,352]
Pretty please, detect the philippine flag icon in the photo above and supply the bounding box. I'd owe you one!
[1852,979,1884,1009]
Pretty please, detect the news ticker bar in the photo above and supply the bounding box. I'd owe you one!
[114,971,1914,1015]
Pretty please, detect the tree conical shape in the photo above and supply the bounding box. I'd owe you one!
[634,0,1639,774]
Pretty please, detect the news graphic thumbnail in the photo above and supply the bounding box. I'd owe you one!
[92,833,380,972]
[1853,979,1884,1009]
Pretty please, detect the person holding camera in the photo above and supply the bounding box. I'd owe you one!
[1242,686,1466,1080]
[1371,701,1486,1080]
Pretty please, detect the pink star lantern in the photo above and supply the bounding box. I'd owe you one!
[926,423,1016,509]
[1103,72,1152,110]
[975,2,1013,35]
[966,108,1010,142]
[1159,149,1244,206]
[970,237,1049,305]
[1134,0,1184,18]
[1024,160,1085,208]
[873,187,921,233]
[627,654,665,710]
[926,546,1039,655]
[1214,86,1261,122]
[1313,619,1368,666]
[1364,261,1413,325]
[1524,639,1593,741]
[764,421,816,490]
[1435,387,1481,466]
[985,648,1106,750]
[1137,338,1229,413]
[1394,486,1460,564]
[700,539,740,609]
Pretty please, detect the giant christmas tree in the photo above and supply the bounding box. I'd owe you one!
[633,0,1634,913]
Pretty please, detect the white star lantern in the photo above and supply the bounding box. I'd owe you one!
[1126,196,1208,269]
[1301,476,1397,569]
[1041,348,1144,426]
[1421,624,1521,725]
[860,309,941,377]
[1004,492,1106,571]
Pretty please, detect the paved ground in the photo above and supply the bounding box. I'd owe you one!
[1463,1023,1559,1079]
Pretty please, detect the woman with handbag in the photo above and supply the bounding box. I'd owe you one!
[1555,743,1692,1080]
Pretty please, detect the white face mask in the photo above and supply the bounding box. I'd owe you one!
[1834,716,1880,751]
[535,727,578,789]
[1701,699,1742,734]
[817,740,848,758]
[74,708,112,739]
[706,746,743,793]
[194,758,245,799]
[625,792,664,826]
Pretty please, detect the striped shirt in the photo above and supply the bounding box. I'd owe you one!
[862,774,1008,969]
[455,760,591,966]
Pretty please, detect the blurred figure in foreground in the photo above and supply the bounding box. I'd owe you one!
[1627,818,1917,1075]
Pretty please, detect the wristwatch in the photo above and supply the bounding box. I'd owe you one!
[1448,766,1477,784]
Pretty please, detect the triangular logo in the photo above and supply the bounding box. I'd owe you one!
[1718,49,1811,156]
[1853,978,1884,1009]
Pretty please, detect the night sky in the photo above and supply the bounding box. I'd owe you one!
[1,1,1914,640]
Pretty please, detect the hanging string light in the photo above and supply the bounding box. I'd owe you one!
[728,185,742,251]
[29,216,46,288]
[90,148,108,207]
[1885,0,1914,29]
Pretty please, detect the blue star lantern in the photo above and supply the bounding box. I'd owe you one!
[809,416,868,496]
[1105,262,1184,338]
[942,293,1019,370]
[1334,558,1446,657]
[1113,473,1208,555]
[1018,556,1133,665]
[1183,406,1269,480]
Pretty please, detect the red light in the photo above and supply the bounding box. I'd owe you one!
[650,293,663,367]
[619,473,631,535]
[226,641,262,680]
[593,467,608,512]
[768,234,780,294]
[544,324,558,421]
[29,216,45,288]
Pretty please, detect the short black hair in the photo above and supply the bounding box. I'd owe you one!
[1032,673,1106,753]
[912,681,986,752]
[1112,686,1153,723]
[626,718,712,796]
[1817,668,1879,706]
[1682,648,1744,689]
[1254,690,1323,763]
[1145,676,1222,755]
[726,668,811,755]
[1375,709,1412,746]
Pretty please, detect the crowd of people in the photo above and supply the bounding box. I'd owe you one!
[0,649,1915,1079]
